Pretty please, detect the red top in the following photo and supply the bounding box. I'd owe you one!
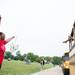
[0,40,7,56]
[0,40,7,64]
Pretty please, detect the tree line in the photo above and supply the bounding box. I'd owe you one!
[4,51,63,65]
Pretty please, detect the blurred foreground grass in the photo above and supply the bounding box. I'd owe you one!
[0,60,53,75]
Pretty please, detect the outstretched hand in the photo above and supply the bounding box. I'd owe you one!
[63,40,67,43]
[5,36,15,44]
[63,36,74,43]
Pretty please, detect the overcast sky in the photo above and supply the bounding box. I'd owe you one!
[0,0,75,56]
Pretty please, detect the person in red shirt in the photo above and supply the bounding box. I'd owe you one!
[0,15,15,69]
[0,32,15,69]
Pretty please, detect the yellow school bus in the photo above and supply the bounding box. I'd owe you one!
[62,22,75,75]
[62,44,75,75]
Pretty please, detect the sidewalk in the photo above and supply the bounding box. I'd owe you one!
[31,66,63,75]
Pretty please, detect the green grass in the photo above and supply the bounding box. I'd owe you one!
[0,60,53,75]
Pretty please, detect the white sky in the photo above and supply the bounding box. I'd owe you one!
[0,0,75,56]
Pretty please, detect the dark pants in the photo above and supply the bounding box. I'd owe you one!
[64,69,70,75]
[0,64,2,69]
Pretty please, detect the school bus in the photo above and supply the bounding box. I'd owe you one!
[62,43,75,75]
[62,22,75,75]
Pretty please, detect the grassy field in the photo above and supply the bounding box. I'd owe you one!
[0,60,53,75]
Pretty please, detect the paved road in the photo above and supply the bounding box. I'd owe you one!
[31,66,63,75]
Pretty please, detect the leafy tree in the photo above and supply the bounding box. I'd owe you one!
[14,56,18,60]
[52,56,62,65]
[35,57,41,63]
[16,51,21,56]
[15,51,21,60]
[5,51,12,59]
[44,56,51,64]
[27,53,35,62]
[31,55,39,62]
